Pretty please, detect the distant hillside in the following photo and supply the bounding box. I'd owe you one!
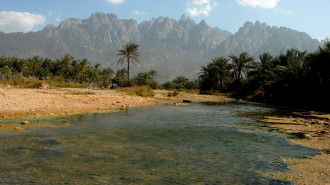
[0,13,320,81]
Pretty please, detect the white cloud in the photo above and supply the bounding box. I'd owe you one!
[0,11,46,33]
[55,16,62,22]
[186,0,218,16]
[105,0,125,4]
[275,8,292,15]
[132,10,147,15]
[237,0,280,9]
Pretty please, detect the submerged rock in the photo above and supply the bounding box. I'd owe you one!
[21,121,33,126]
[14,127,23,131]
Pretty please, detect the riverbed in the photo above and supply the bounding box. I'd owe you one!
[0,102,319,184]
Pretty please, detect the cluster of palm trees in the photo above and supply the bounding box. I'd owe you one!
[199,52,255,91]
[199,39,330,110]
[0,54,114,88]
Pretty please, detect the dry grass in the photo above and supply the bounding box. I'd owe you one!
[117,86,155,97]
[0,78,88,88]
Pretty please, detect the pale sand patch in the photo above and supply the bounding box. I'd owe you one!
[0,88,156,117]
[264,115,330,185]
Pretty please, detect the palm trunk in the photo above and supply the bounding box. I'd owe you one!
[127,57,130,81]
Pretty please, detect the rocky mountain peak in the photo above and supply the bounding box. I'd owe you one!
[0,13,320,81]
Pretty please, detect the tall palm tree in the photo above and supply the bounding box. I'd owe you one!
[229,52,255,82]
[61,54,74,82]
[29,56,41,77]
[149,70,157,79]
[209,57,230,89]
[117,42,140,80]
[77,58,90,83]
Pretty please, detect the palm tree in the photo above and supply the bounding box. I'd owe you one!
[77,58,90,83]
[117,42,140,80]
[209,57,230,89]
[61,54,74,82]
[28,56,41,77]
[94,63,101,70]
[229,52,255,82]
[149,70,157,79]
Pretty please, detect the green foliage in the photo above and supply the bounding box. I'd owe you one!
[199,57,230,91]
[49,82,88,88]
[113,68,130,87]
[0,55,113,89]
[162,76,199,90]
[133,70,159,89]
[0,78,42,88]
[199,40,330,111]
[117,42,140,80]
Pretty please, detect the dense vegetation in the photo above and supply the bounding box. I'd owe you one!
[199,40,330,111]
[0,54,114,88]
[1,40,329,110]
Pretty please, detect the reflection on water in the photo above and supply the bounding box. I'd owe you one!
[0,103,318,184]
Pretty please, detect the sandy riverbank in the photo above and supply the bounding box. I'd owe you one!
[264,113,330,184]
[0,88,232,118]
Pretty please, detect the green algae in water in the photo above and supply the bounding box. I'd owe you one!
[0,103,319,184]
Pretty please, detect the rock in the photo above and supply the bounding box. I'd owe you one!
[311,121,316,125]
[324,122,329,126]
[14,127,23,130]
[39,84,49,89]
[116,101,121,103]
[21,121,32,126]
[112,102,115,105]
[4,84,12,88]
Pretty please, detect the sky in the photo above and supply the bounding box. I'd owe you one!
[0,0,329,40]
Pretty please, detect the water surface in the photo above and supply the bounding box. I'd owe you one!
[0,102,318,184]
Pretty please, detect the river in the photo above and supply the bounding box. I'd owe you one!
[0,102,318,184]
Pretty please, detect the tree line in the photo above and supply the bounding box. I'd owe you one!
[1,40,329,110]
[0,54,115,88]
[199,39,330,110]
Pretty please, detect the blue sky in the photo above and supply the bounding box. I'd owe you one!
[0,0,329,40]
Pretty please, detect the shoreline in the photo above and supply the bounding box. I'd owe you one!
[264,114,330,184]
[0,88,233,119]
[1,87,329,184]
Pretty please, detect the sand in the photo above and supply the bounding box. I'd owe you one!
[264,114,330,184]
[0,88,232,118]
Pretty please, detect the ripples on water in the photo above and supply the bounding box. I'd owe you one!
[0,102,319,184]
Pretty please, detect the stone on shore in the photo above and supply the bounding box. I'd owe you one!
[21,121,33,126]
[14,127,23,130]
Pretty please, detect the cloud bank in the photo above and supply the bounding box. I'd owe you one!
[186,0,218,16]
[237,0,280,9]
[0,11,46,33]
[105,0,125,4]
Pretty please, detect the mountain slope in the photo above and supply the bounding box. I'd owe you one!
[212,21,319,57]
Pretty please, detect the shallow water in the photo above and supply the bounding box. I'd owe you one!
[0,102,319,184]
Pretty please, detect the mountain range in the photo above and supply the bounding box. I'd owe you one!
[0,13,320,81]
